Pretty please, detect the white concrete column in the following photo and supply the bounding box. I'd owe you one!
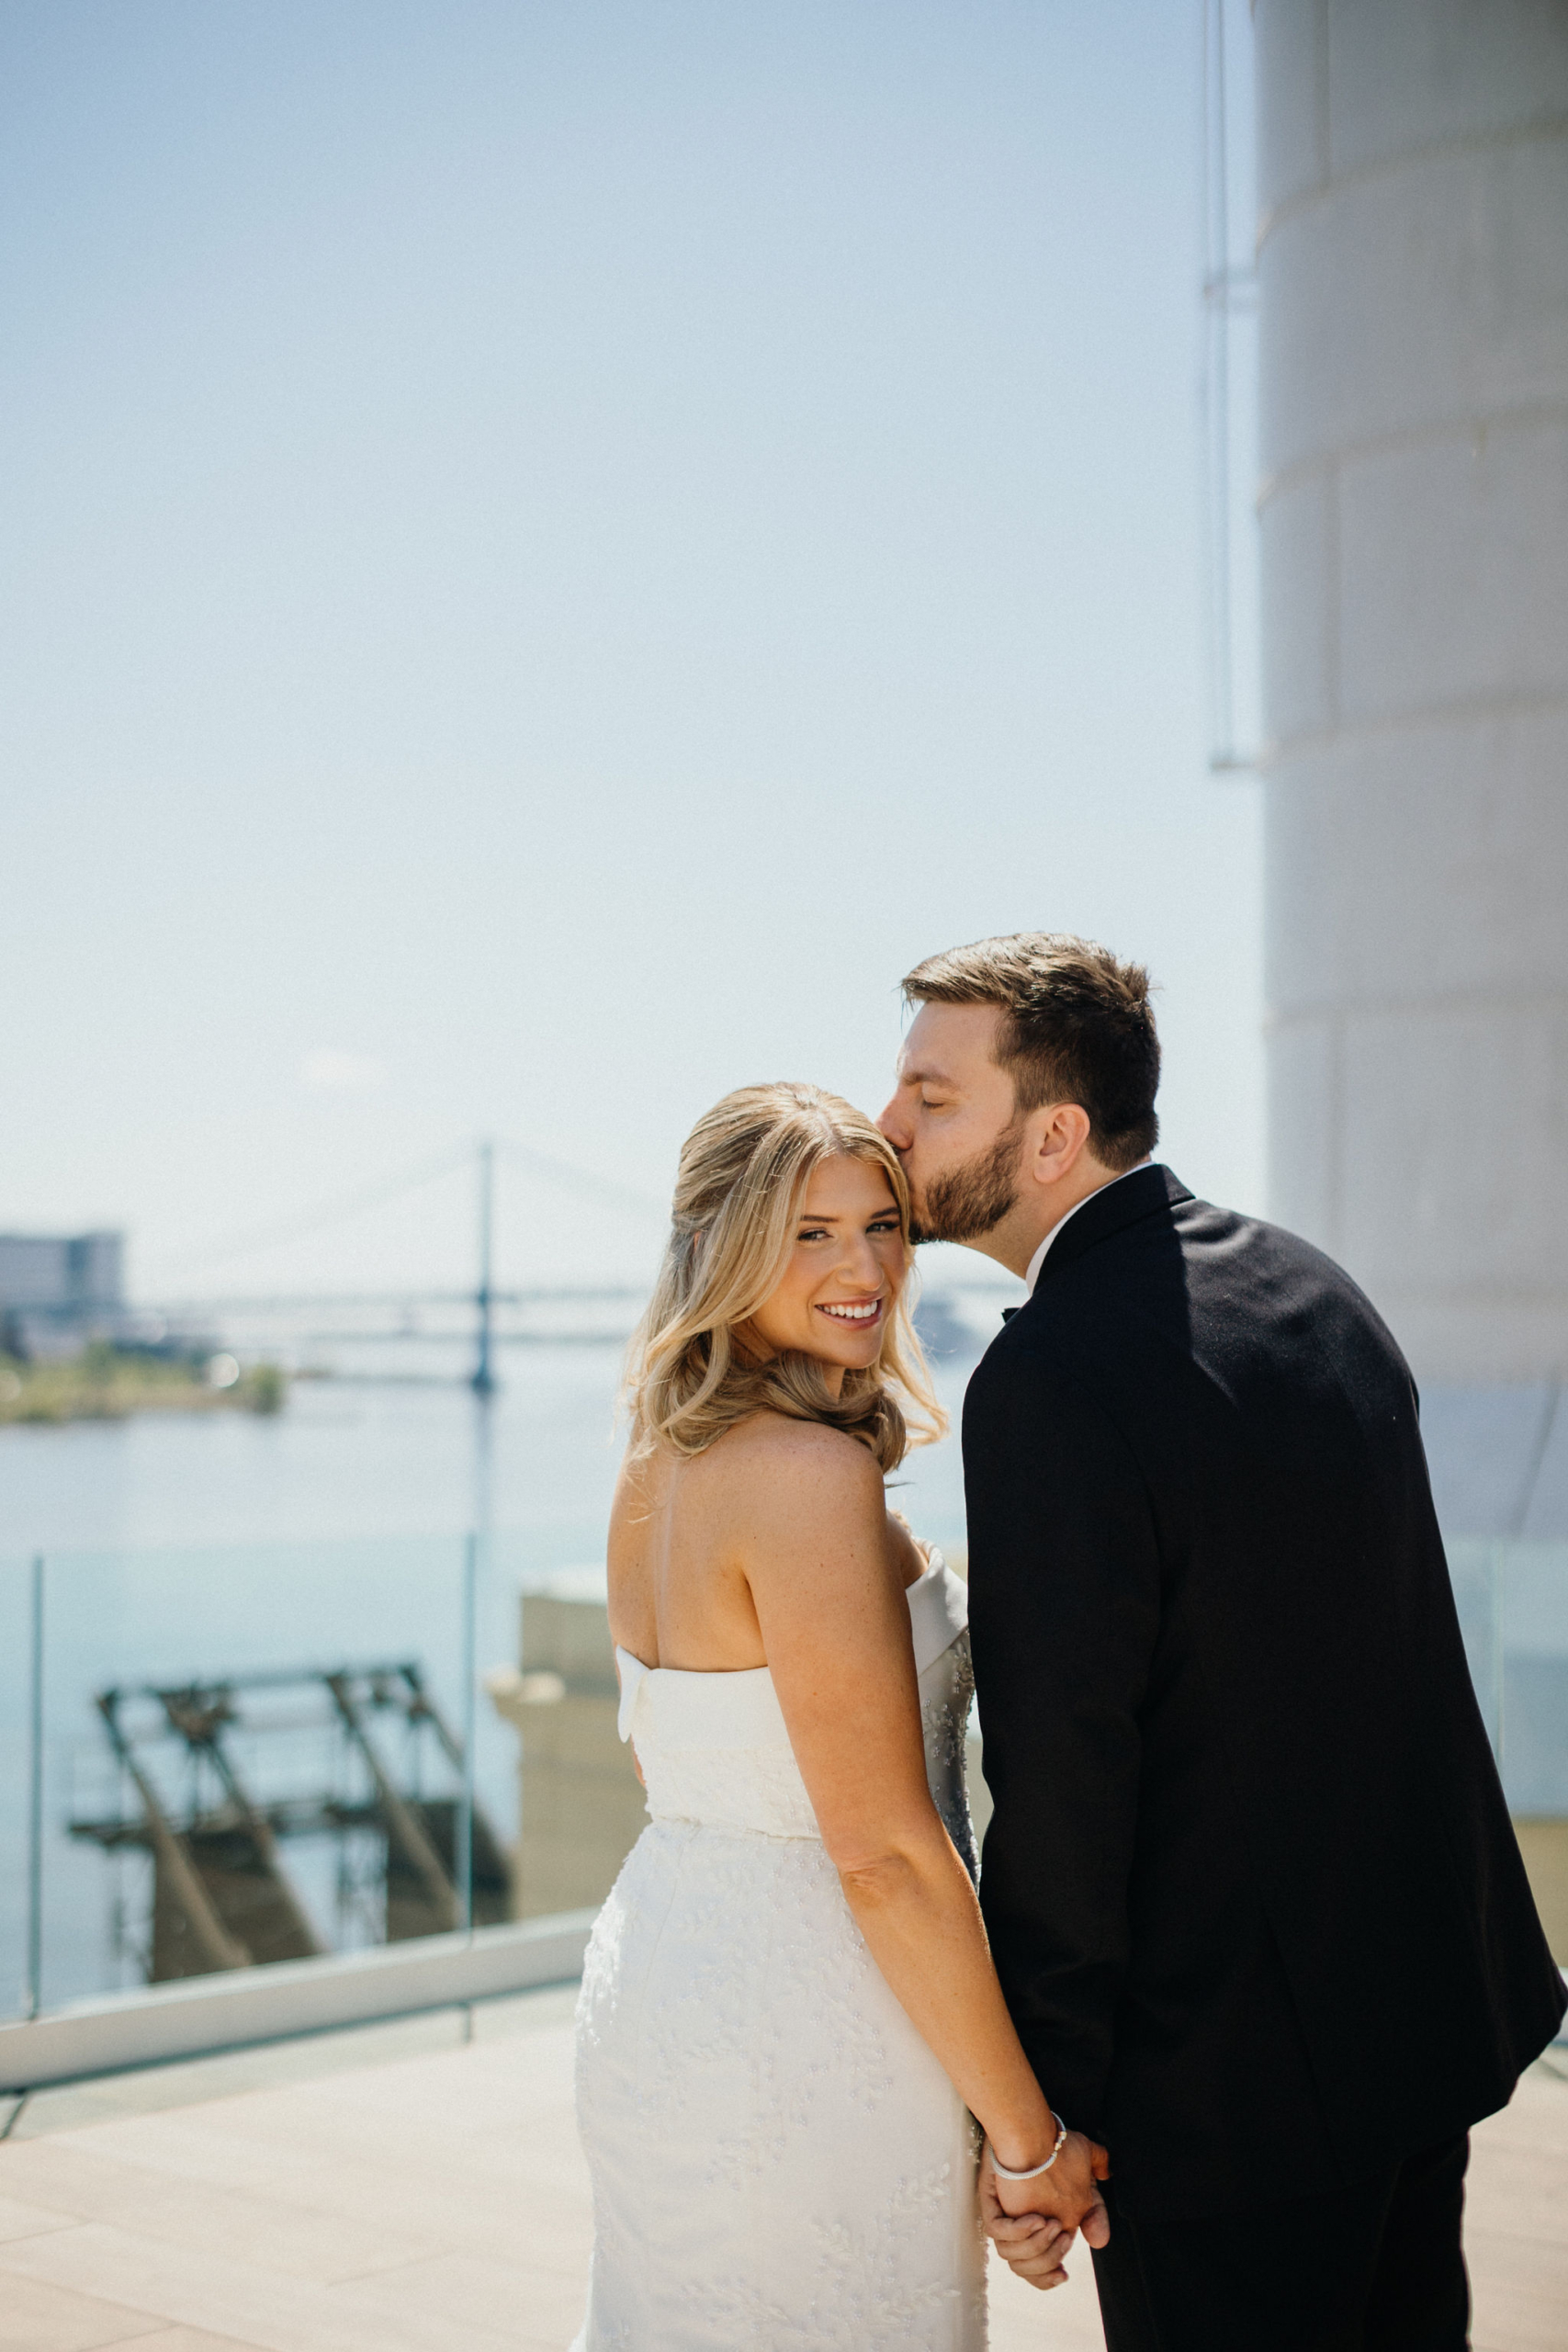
[1256,0,1568,1380]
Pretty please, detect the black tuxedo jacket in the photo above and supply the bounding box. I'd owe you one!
[964,1164,1564,2219]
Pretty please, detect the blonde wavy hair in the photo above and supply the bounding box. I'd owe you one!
[624,1082,946,1475]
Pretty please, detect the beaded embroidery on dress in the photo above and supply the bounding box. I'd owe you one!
[571,1552,986,2351]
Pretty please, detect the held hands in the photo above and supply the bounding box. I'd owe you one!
[981,2130,1111,2291]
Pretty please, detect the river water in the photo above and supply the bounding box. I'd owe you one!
[0,1340,977,1561]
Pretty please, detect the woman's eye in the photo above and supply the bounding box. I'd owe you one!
[797,1227,829,1243]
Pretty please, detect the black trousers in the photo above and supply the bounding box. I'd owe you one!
[1090,2134,1471,2352]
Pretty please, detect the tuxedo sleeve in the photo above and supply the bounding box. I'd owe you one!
[964,1344,1160,2137]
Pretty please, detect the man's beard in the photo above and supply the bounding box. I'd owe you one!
[908,1124,1024,1246]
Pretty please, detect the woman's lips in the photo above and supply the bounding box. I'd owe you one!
[816,1298,884,1327]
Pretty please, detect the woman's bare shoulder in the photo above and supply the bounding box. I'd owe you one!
[697,1417,889,1570]
[708,1410,883,1486]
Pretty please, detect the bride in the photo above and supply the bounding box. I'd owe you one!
[572,1082,1105,2349]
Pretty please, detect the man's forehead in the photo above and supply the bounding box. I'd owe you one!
[897,1051,962,1087]
[897,1000,1003,1084]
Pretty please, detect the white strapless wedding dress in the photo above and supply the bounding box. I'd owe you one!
[571,1554,986,2351]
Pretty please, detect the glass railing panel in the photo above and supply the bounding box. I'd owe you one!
[1497,1541,1568,1817]
[23,1532,509,2012]
[21,1518,1546,2026]
[1446,1538,1568,1816]
[1446,1538,1503,1756]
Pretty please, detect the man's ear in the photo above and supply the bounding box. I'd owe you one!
[1025,1102,1092,1191]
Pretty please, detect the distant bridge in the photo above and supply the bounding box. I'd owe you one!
[144,1284,647,1317]
[131,1142,1008,1388]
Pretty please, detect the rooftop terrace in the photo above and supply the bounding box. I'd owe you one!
[0,1989,1562,2352]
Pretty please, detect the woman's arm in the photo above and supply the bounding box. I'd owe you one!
[738,1421,1107,2239]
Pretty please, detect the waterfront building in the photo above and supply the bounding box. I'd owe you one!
[0,1230,124,1359]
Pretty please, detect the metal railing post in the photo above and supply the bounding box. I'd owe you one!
[26,1556,44,2020]
[458,1532,477,1942]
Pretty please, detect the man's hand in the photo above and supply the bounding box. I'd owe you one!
[982,2182,1075,2291]
[981,2130,1111,2286]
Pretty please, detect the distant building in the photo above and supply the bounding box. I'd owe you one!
[487,1594,648,1920]
[0,1230,125,1360]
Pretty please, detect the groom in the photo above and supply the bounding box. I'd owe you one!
[879,932,1564,2352]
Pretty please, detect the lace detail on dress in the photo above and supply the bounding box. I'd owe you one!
[642,1739,823,1841]
[921,1629,978,1883]
[701,2159,987,2348]
[577,1824,986,2349]
[574,1555,984,2349]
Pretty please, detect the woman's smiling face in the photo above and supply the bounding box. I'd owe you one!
[742,1153,908,1392]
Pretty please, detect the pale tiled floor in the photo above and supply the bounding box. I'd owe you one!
[0,1990,1562,2350]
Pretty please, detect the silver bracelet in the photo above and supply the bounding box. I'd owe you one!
[989,2115,1068,2181]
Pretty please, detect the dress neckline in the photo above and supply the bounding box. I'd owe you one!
[615,1549,953,1683]
[614,1551,965,1745]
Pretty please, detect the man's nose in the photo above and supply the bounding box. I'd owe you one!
[875,1093,909,1149]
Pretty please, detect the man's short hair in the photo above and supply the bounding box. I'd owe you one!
[901,932,1160,1171]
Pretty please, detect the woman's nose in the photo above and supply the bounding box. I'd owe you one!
[838,1236,883,1288]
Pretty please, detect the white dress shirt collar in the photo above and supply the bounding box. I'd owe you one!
[1023,1160,1155,1295]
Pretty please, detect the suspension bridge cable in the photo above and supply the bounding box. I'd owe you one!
[494,1136,667,1221]
[144,1136,666,1294]
[145,1144,477,1280]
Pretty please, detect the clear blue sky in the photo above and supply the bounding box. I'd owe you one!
[1,0,1262,1296]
